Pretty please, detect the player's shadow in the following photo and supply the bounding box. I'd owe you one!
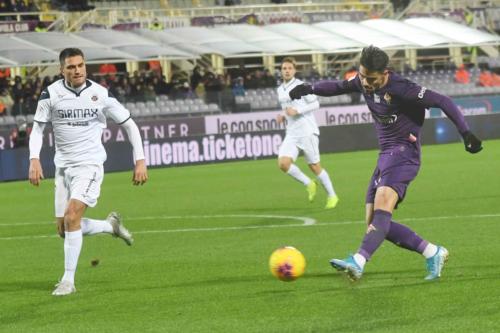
[0,280,55,292]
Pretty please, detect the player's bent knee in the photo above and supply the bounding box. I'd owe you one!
[278,160,291,172]
[63,210,81,229]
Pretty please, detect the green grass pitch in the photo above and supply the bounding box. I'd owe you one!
[1,140,499,333]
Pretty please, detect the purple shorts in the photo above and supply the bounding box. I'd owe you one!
[365,144,420,206]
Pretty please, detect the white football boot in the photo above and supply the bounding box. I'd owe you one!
[107,212,134,246]
[52,281,76,296]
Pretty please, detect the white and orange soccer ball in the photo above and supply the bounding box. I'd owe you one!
[269,246,306,282]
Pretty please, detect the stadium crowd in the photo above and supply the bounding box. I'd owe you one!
[0,65,280,117]
[1,63,500,118]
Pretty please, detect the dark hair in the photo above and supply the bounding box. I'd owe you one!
[360,45,388,72]
[59,48,84,66]
[281,57,296,68]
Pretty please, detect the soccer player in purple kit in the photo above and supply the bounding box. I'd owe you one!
[289,46,482,281]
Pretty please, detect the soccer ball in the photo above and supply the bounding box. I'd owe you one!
[269,246,306,282]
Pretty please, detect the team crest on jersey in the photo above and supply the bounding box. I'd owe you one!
[383,92,392,105]
[91,95,98,101]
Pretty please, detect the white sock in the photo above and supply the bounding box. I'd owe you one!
[353,253,367,269]
[287,164,311,186]
[422,243,439,259]
[316,169,336,197]
[81,217,113,236]
[61,230,82,285]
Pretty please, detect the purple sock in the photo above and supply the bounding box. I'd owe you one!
[358,209,392,260]
[386,221,428,254]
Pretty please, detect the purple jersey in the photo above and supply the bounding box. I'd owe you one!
[313,72,469,152]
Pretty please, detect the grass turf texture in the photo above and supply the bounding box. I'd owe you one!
[1,140,499,333]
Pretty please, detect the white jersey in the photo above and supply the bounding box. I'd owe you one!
[277,78,320,138]
[34,79,130,168]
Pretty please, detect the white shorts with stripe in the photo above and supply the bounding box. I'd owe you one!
[54,164,104,217]
[278,134,320,164]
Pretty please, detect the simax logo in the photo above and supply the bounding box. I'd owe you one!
[91,95,98,101]
[417,86,427,99]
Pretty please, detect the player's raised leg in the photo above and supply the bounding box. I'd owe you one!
[385,221,448,280]
[78,213,133,245]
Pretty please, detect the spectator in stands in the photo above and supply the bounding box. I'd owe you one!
[190,66,203,91]
[147,60,162,75]
[42,76,52,89]
[12,96,24,116]
[26,0,40,12]
[144,84,157,102]
[263,69,277,88]
[149,18,164,31]
[492,69,500,87]
[0,88,14,115]
[34,21,48,32]
[478,67,494,87]
[232,77,245,97]
[344,66,358,80]
[0,2,14,21]
[223,0,238,6]
[11,0,27,13]
[99,63,117,78]
[12,80,24,104]
[454,64,470,84]
[23,91,39,114]
[232,64,247,80]
[203,69,223,104]
[0,68,11,80]
[10,122,30,148]
[131,83,146,103]
[244,71,258,90]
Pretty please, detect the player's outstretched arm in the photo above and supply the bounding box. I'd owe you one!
[418,89,483,154]
[289,79,359,100]
[28,122,46,186]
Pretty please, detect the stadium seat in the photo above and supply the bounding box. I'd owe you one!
[208,104,219,112]
[199,104,210,112]
[15,115,27,124]
[190,105,201,113]
[4,116,16,125]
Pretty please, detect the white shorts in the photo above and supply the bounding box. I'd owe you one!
[278,134,320,164]
[54,164,104,217]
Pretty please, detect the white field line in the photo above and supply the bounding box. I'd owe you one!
[0,213,499,241]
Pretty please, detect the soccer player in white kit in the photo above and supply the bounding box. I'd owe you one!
[28,48,148,296]
[276,57,339,209]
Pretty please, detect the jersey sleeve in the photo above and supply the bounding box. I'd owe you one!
[103,90,131,124]
[294,94,319,114]
[313,75,361,96]
[33,88,51,123]
[397,80,470,134]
